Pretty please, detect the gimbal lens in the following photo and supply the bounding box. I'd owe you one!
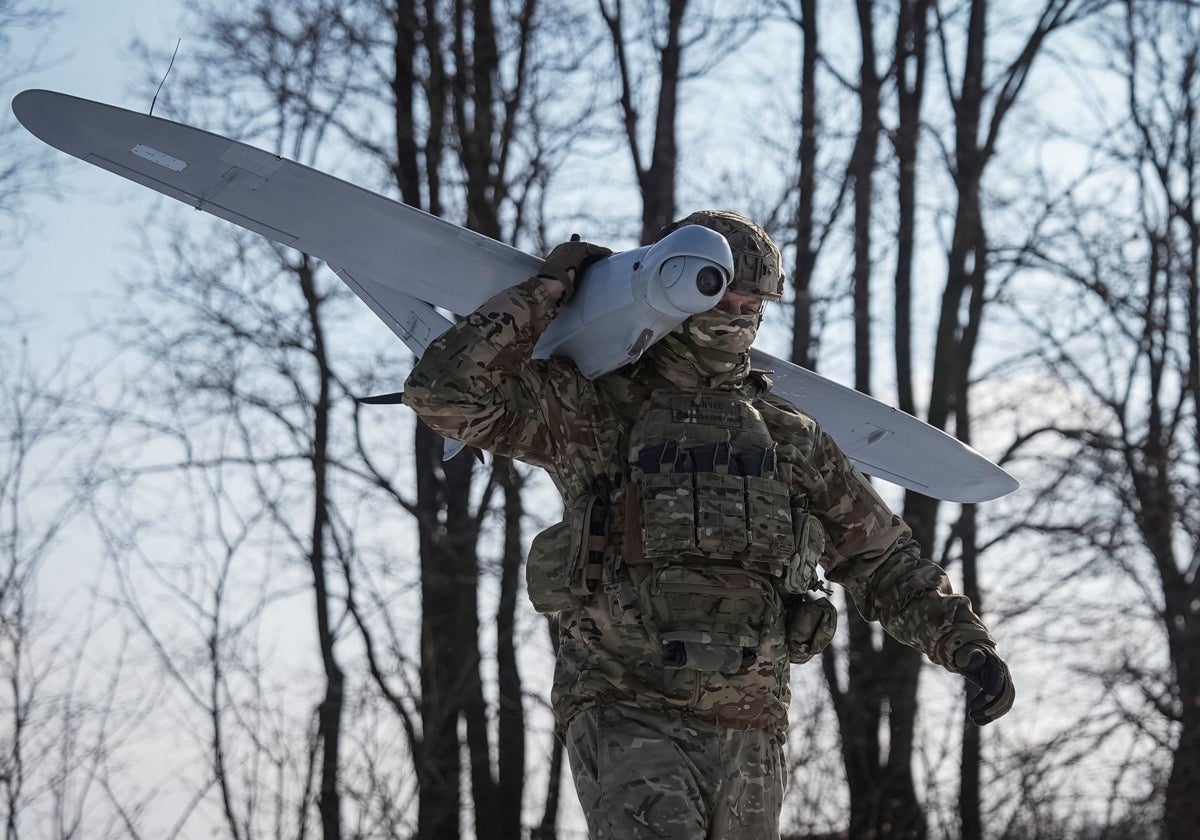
[696,266,725,296]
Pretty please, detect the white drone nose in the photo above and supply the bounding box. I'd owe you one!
[531,224,734,377]
[642,225,733,316]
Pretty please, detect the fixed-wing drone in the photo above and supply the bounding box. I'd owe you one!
[13,89,1018,503]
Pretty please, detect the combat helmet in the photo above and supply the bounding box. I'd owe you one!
[656,210,784,301]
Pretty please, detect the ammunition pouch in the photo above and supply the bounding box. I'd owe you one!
[786,594,837,664]
[637,441,800,581]
[525,490,608,614]
[526,520,576,613]
[638,565,782,673]
[636,459,825,596]
[787,506,826,594]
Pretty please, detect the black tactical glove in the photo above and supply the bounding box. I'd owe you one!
[536,237,612,300]
[961,647,1015,726]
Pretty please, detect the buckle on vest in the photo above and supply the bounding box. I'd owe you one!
[605,580,637,619]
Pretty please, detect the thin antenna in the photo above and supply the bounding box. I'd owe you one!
[149,39,182,117]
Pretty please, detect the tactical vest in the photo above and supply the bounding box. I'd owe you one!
[525,384,831,671]
[621,387,825,670]
[629,388,795,566]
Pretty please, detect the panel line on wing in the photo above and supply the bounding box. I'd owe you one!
[220,144,283,178]
[849,457,931,489]
[89,154,300,246]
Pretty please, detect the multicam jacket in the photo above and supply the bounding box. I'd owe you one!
[403,276,997,733]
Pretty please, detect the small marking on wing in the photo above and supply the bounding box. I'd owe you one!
[131,144,186,172]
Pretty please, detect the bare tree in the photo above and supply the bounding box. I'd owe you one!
[339,2,583,835]
[117,7,376,835]
[121,3,588,839]
[0,341,136,840]
[786,2,1110,837]
[1011,3,1200,836]
[922,6,1107,835]
[0,6,147,837]
[770,0,857,373]
[93,226,359,839]
[789,0,824,370]
[0,0,58,248]
[597,0,762,243]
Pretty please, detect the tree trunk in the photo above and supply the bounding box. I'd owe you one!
[448,2,533,830]
[639,0,686,242]
[600,0,688,244]
[833,2,929,836]
[892,0,930,417]
[1165,18,1200,834]
[391,0,422,207]
[394,9,467,835]
[851,0,880,397]
[959,503,982,840]
[792,0,819,370]
[1165,684,1200,839]
[955,365,981,840]
[299,256,344,840]
[415,422,463,840]
[534,617,565,840]
[497,462,526,840]
[423,0,448,218]
[531,736,565,840]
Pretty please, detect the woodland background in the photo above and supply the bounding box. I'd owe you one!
[2,0,1198,838]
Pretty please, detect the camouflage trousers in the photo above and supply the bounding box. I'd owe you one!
[565,702,785,839]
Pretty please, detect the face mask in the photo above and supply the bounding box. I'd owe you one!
[647,307,761,386]
[683,308,759,359]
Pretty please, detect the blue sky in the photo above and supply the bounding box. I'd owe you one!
[5,0,186,341]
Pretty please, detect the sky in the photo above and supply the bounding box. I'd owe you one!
[5,0,188,342]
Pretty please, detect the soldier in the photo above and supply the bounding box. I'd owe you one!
[403,210,1014,839]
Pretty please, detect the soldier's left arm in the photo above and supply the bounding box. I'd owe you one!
[762,397,1015,723]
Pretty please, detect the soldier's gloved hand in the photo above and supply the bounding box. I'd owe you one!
[537,237,612,301]
[961,647,1015,726]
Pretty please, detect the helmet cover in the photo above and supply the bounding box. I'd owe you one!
[656,210,784,301]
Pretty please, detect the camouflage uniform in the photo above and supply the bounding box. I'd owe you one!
[566,703,783,838]
[403,213,1005,839]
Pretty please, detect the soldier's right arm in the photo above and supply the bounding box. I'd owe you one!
[760,396,1005,674]
[402,275,587,471]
